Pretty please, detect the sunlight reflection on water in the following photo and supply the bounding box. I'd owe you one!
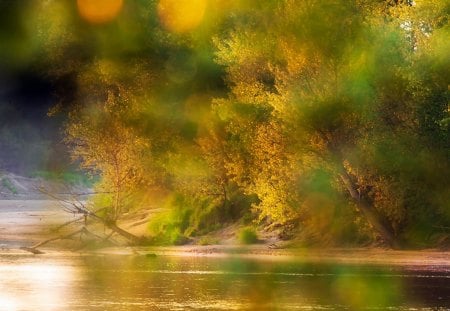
[0,261,78,310]
[0,253,449,310]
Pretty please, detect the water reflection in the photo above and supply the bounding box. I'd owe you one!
[0,253,449,310]
[0,257,79,310]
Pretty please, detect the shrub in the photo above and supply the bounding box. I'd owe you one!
[147,191,256,245]
[1,177,17,194]
[238,227,258,244]
[147,207,190,245]
[147,194,223,244]
[197,236,219,246]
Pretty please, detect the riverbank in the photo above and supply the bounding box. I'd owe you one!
[0,199,76,248]
[1,199,449,270]
[1,244,450,272]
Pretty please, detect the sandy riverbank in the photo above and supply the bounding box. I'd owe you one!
[1,199,449,270]
[0,199,156,249]
[0,199,77,247]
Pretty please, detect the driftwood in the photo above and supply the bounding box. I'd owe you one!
[31,228,84,249]
[21,228,87,254]
[20,247,45,254]
[20,225,125,254]
[24,186,145,253]
[53,216,85,231]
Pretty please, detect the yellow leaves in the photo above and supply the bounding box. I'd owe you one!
[241,121,300,224]
[214,31,274,90]
[231,83,270,106]
[167,151,209,189]
[67,111,151,219]
[50,0,449,240]
[198,100,301,225]
[300,192,336,235]
[65,61,157,219]
[79,59,154,92]
[278,39,310,78]
[214,32,253,67]
[75,59,155,124]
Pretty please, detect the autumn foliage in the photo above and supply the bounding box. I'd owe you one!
[13,0,448,247]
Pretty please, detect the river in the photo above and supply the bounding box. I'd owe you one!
[0,200,449,310]
[0,251,449,310]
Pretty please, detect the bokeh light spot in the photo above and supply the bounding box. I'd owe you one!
[77,0,123,24]
[158,0,207,33]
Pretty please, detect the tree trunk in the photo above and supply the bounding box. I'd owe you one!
[104,221,143,245]
[85,211,143,244]
[339,170,399,248]
[37,186,145,246]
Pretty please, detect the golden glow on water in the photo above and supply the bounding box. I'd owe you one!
[0,254,447,309]
[0,296,17,311]
[0,263,76,310]
[77,0,123,24]
[157,0,207,33]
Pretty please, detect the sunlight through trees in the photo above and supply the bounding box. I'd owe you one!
[1,0,448,248]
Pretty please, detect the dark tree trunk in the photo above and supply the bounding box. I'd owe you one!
[105,221,143,244]
[339,170,399,248]
[88,213,144,244]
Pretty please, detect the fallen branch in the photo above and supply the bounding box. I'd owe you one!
[20,228,85,254]
[20,226,124,254]
[36,185,147,248]
[19,247,45,255]
[53,216,85,231]
[29,228,84,249]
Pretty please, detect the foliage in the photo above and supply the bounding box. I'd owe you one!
[197,236,220,246]
[238,227,259,245]
[1,177,18,194]
[147,190,253,244]
[211,0,449,246]
[4,0,447,247]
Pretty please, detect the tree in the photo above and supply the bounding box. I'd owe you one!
[212,0,449,246]
[19,0,449,248]
[64,60,153,223]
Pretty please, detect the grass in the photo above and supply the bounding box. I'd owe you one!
[1,177,17,194]
[197,236,220,246]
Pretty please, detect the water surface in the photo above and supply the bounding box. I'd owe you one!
[0,252,449,310]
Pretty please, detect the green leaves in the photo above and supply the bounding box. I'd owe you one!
[19,0,448,246]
